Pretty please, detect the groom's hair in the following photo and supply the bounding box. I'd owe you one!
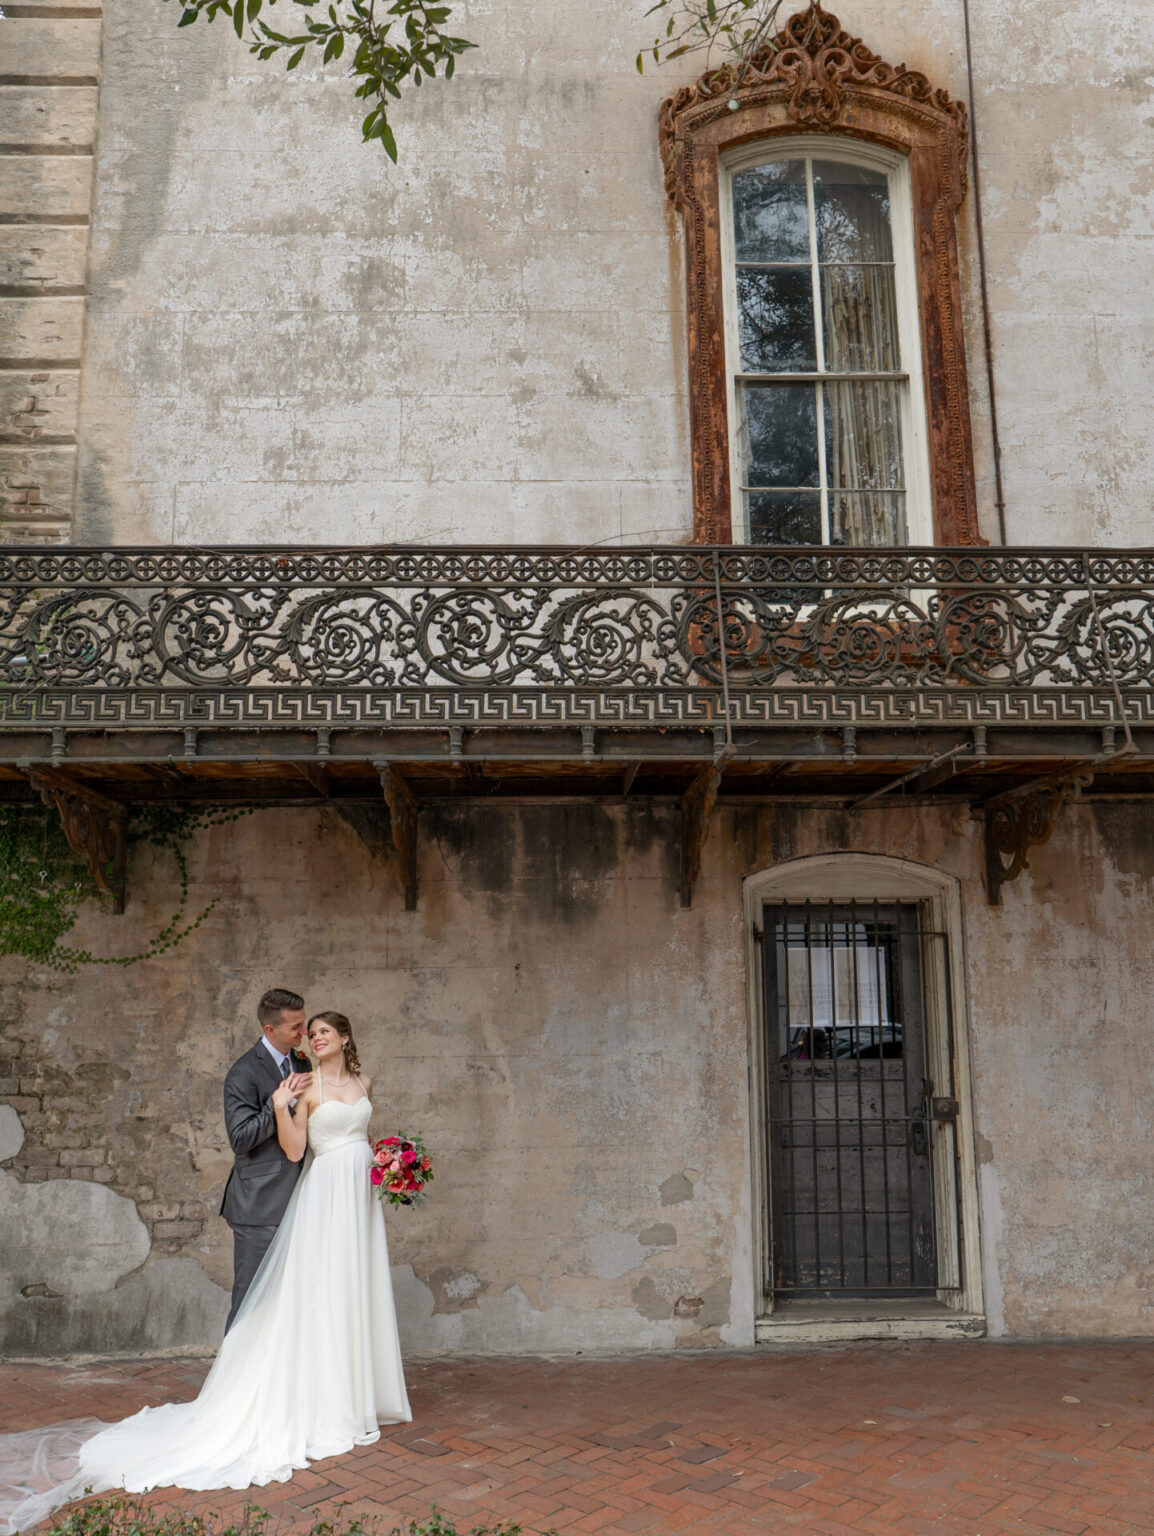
[257,988,304,1029]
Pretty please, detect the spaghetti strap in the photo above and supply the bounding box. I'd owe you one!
[317,1068,323,1105]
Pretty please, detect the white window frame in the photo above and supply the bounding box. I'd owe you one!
[720,135,934,549]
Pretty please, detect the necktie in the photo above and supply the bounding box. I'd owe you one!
[280,1055,291,1079]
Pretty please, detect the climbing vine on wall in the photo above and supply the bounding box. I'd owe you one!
[0,806,253,973]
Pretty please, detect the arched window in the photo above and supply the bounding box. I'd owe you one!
[660,2,981,547]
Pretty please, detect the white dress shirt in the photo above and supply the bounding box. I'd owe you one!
[261,1036,298,1106]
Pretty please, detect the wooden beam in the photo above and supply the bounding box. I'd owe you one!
[22,765,128,913]
[679,758,727,909]
[297,759,398,867]
[376,760,419,911]
[292,762,331,798]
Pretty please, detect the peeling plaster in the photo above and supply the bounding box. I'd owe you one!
[658,1172,694,1206]
[589,1231,647,1280]
[392,1266,678,1353]
[2,1257,228,1357]
[0,1172,150,1299]
[0,1106,24,1163]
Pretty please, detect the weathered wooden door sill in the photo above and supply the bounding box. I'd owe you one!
[756,1297,986,1344]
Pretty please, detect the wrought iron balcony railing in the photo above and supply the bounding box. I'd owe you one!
[0,544,1151,734]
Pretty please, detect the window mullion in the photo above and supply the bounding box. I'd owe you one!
[805,159,830,546]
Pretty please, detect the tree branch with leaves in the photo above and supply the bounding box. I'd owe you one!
[163,0,798,160]
[167,0,475,160]
[637,0,792,77]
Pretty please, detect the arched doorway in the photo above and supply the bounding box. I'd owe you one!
[743,854,985,1340]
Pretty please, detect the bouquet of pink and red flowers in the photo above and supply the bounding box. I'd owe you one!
[371,1133,433,1207]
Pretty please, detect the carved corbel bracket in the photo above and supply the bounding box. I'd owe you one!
[376,761,419,911]
[984,766,1094,906]
[680,757,728,908]
[24,765,128,913]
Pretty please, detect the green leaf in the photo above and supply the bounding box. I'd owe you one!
[287,43,305,66]
[178,9,199,26]
[246,0,261,21]
[232,0,245,36]
[380,120,398,161]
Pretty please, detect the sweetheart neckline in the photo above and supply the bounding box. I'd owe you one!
[311,1098,371,1114]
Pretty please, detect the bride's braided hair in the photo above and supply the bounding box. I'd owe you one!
[308,1010,362,1076]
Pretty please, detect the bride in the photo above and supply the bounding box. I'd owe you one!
[0,1011,411,1533]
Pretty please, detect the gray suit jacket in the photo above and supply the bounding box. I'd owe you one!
[219,1040,308,1229]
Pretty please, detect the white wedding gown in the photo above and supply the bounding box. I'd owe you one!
[0,1090,411,1533]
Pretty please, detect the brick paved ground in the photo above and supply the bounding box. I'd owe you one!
[1,1343,1152,1535]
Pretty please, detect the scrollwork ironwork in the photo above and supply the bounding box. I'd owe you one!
[0,546,1149,733]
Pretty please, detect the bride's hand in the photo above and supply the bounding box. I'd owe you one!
[286,1071,313,1095]
[271,1077,295,1111]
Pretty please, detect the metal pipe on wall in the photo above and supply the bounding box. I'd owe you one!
[962,0,1009,545]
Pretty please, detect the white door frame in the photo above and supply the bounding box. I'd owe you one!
[743,853,985,1340]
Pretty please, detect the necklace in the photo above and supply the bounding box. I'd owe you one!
[319,1068,350,1087]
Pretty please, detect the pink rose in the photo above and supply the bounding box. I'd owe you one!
[370,1168,383,1186]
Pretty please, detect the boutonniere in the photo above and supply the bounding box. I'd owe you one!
[290,1048,311,1072]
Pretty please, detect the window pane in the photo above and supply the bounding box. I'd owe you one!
[737,267,817,371]
[738,381,819,487]
[829,491,907,546]
[821,265,900,372]
[813,161,893,264]
[824,380,904,490]
[733,161,810,263]
[746,490,822,546]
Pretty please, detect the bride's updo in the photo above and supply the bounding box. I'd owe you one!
[308,1010,362,1076]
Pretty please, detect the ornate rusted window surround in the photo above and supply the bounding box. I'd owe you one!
[660,2,981,547]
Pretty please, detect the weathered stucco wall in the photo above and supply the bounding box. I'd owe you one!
[0,803,751,1356]
[966,0,1154,545]
[2,799,1152,1356]
[54,0,1154,550]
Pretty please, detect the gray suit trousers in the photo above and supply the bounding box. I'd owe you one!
[226,1222,279,1332]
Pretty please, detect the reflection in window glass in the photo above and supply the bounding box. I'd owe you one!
[730,155,909,548]
[733,160,809,263]
[737,382,819,488]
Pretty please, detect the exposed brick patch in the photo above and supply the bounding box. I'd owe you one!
[1,1033,209,1254]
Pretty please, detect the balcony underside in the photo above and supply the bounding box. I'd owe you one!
[1,722,1153,806]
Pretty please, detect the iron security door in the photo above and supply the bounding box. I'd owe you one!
[762,901,956,1297]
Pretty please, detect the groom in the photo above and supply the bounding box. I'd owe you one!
[220,987,312,1331]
